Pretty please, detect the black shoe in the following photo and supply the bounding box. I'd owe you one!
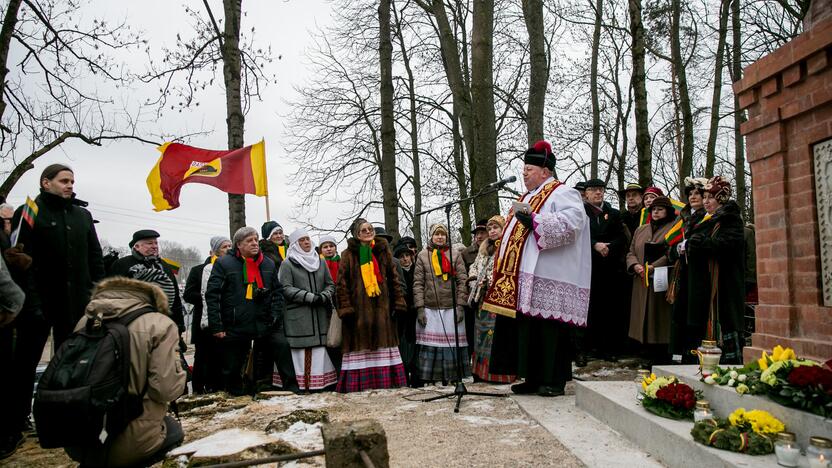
[575,353,588,368]
[537,385,565,397]
[0,433,24,460]
[510,381,539,395]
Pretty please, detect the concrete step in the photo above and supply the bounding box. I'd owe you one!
[653,364,832,448]
[512,394,665,468]
[575,380,805,468]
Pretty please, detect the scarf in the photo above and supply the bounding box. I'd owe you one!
[324,255,340,281]
[242,252,264,300]
[430,247,452,281]
[359,241,382,297]
[128,251,176,310]
[277,241,288,260]
[287,240,321,273]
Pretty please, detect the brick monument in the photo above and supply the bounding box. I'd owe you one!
[733,0,832,362]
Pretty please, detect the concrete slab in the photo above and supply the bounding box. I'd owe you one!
[654,364,832,447]
[574,380,805,468]
[512,394,665,468]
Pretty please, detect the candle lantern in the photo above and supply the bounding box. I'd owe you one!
[694,340,722,377]
[693,400,714,422]
[808,437,832,468]
[774,432,800,467]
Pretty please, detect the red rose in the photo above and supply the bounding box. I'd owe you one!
[788,366,832,389]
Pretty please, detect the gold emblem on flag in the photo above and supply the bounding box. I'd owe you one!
[185,159,222,179]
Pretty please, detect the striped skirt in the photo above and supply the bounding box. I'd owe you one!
[335,347,407,393]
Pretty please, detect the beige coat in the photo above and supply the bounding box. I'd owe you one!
[413,245,468,309]
[71,277,186,467]
[627,221,674,344]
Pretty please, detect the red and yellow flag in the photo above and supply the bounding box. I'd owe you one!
[664,218,685,247]
[147,140,268,211]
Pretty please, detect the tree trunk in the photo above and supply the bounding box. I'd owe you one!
[470,0,499,220]
[521,0,547,146]
[671,0,694,195]
[222,0,246,237]
[731,0,747,218]
[392,1,423,248]
[629,0,652,187]
[0,0,22,123]
[452,114,472,245]
[589,0,603,179]
[704,0,731,178]
[379,0,400,241]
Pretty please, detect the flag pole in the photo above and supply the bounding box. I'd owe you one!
[265,194,271,221]
[262,137,271,221]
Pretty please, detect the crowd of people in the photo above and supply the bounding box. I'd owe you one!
[0,141,757,465]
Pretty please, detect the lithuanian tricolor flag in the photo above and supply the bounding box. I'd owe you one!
[21,196,38,227]
[162,257,181,275]
[147,140,268,211]
[639,207,650,226]
[664,218,684,247]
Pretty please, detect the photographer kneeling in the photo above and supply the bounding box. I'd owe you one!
[206,226,284,395]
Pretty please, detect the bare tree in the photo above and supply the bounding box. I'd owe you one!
[521,0,548,146]
[379,0,400,240]
[589,0,604,179]
[629,0,652,187]
[703,0,730,177]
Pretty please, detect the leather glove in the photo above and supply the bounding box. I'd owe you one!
[3,245,32,271]
[417,307,427,326]
[455,306,465,324]
[515,211,534,231]
[312,294,327,306]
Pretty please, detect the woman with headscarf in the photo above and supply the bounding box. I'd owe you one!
[467,215,515,383]
[278,229,337,391]
[413,223,470,384]
[334,218,408,392]
[680,176,746,364]
[668,177,708,362]
[627,196,676,364]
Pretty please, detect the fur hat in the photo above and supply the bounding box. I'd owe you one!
[705,176,732,203]
[487,215,506,230]
[523,140,556,171]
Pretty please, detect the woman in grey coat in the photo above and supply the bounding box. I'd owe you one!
[278,229,337,391]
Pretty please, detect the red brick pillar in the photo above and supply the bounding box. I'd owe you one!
[733,13,832,362]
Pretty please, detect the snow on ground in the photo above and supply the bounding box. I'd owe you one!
[169,428,280,458]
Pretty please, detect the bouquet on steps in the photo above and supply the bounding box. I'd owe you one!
[640,374,701,420]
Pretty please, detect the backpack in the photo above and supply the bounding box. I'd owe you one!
[33,307,153,449]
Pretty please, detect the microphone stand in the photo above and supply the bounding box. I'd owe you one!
[415,182,513,413]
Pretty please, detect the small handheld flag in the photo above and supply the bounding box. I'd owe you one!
[664,218,685,247]
[9,196,38,246]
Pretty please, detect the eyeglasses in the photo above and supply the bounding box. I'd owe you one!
[359,227,374,234]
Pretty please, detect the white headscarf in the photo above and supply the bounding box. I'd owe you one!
[287,228,321,272]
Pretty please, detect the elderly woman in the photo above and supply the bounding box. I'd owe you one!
[668,177,708,362]
[627,196,675,364]
[335,218,408,392]
[414,223,469,384]
[681,176,746,364]
[277,229,337,391]
[466,215,515,383]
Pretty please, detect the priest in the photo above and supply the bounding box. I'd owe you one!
[483,140,592,397]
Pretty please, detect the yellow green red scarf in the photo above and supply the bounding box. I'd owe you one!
[431,248,452,281]
[359,241,382,297]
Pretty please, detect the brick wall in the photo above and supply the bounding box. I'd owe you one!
[733,13,832,362]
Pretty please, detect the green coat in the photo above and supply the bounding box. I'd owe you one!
[279,257,335,349]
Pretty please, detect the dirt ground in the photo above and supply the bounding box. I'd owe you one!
[4,357,646,468]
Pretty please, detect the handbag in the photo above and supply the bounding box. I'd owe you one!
[326,311,342,348]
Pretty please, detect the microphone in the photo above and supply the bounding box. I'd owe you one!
[485,176,517,189]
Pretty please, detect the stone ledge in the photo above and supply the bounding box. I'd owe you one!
[575,380,798,468]
[653,365,832,448]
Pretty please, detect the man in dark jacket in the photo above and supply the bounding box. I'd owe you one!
[110,230,186,334]
[183,236,231,394]
[1,164,104,459]
[206,226,284,395]
[618,183,645,238]
[578,178,628,365]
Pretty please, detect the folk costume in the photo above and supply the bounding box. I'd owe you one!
[413,224,470,382]
[484,141,591,395]
[277,229,338,391]
[468,215,515,383]
[334,219,408,392]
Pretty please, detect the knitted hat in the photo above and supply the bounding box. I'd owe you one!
[487,215,506,230]
[210,235,230,254]
[289,228,311,245]
[523,140,556,171]
[705,176,732,203]
[429,223,448,237]
[643,187,665,199]
[319,235,337,247]
[261,220,282,240]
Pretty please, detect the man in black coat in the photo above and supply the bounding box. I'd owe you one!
[577,178,629,365]
[183,236,231,394]
[110,229,186,334]
[618,183,645,239]
[1,163,104,459]
[206,226,285,395]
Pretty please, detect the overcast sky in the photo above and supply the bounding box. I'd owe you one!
[5,0,341,257]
